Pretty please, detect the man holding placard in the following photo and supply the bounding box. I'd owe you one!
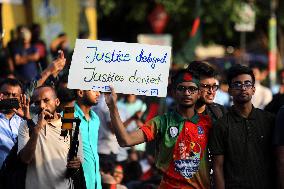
[105,69,212,188]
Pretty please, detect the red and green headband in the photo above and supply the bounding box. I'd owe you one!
[173,72,200,86]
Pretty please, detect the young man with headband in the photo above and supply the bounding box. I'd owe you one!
[105,69,212,189]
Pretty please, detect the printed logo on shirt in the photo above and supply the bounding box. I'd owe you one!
[174,142,201,179]
[197,126,204,135]
[168,126,179,138]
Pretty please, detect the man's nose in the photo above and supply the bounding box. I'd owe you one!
[39,101,46,109]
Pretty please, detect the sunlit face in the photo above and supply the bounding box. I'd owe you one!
[174,81,200,108]
[113,165,124,184]
[33,87,60,115]
[228,74,255,104]
[199,76,219,104]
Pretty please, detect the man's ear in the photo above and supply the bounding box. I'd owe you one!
[55,98,60,107]
[252,86,256,95]
[76,90,84,98]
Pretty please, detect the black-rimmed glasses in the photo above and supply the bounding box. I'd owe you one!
[176,86,199,94]
[230,81,254,90]
[200,84,219,92]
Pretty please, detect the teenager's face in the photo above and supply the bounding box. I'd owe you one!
[174,81,200,108]
[198,76,219,105]
[228,74,255,104]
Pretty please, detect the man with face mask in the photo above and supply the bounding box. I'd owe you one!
[75,89,102,189]
[18,86,82,189]
[209,64,276,189]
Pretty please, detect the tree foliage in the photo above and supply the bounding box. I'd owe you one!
[97,0,284,53]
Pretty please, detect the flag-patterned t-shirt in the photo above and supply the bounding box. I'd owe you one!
[140,111,212,189]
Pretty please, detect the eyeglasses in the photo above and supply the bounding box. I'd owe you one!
[230,81,254,90]
[200,84,219,92]
[176,86,199,94]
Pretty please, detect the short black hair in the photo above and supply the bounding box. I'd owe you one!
[33,85,57,99]
[57,88,76,104]
[187,61,218,78]
[227,64,255,86]
[0,78,23,93]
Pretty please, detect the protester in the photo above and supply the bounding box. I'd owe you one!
[0,78,28,168]
[209,64,276,189]
[13,27,40,83]
[187,61,227,122]
[250,61,272,109]
[95,95,129,164]
[18,86,82,189]
[30,23,48,70]
[274,105,284,189]
[105,69,212,188]
[100,159,127,189]
[265,69,284,114]
[75,89,102,189]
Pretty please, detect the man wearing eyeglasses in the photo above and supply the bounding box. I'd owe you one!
[105,69,212,189]
[187,61,227,123]
[209,64,276,189]
[0,78,29,169]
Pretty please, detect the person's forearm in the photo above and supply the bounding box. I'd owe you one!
[109,105,133,147]
[27,53,40,62]
[214,167,225,189]
[19,128,40,164]
[37,69,52,87]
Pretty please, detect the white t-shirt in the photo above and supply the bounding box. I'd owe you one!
[18,115,82,189]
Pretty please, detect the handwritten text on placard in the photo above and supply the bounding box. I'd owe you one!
[67,39,171,97]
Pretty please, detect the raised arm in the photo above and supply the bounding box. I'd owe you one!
[104,87,146,147]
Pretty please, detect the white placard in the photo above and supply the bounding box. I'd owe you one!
[67,39,172,97]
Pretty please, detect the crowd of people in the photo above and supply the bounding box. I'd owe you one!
[0,24,284,189]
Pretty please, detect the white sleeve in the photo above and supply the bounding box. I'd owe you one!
[17,120,30,154]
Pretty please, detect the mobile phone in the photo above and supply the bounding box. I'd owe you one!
[0,98,20,110]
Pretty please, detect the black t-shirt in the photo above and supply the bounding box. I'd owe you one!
[209,106,276,189]
[273,105,284,146]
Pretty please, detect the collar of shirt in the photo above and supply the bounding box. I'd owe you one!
[172,110,199,124]
[0,112,22,121]
[229,105,257,122]
[48,113,62,128]
[32,113,62,128]
[74,102,97,121]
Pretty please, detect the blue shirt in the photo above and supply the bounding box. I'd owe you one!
[0,113,23,168]
[74,103,102,189]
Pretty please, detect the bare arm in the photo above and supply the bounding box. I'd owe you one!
[37,50,66,86]
[276,146,284,189]
[105,87,146,147]
[14,52,40,65]
[212,155,225,189]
